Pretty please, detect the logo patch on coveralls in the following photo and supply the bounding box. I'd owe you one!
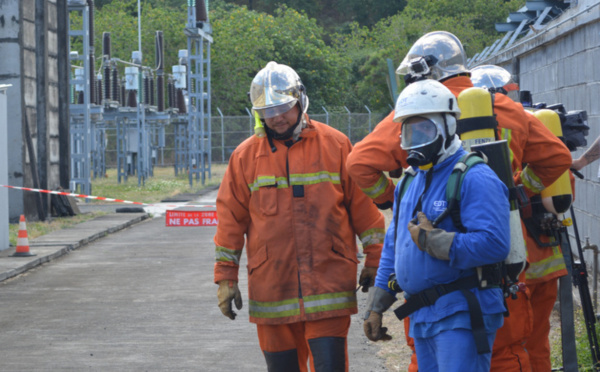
[432,200,447,213]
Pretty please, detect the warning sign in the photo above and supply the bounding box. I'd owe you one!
[166,210,218,227]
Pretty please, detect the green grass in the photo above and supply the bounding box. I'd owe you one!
[8,164,227,246]
[551,307,600,371]
[8,211,107,246]
[89,165,226,204]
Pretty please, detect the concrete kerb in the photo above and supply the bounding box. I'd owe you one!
[0,213,150,283]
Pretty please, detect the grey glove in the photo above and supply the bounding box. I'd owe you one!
[408,212,455,260]
[363,286,397,342]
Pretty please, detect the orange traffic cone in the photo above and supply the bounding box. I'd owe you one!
[12,215,36,257]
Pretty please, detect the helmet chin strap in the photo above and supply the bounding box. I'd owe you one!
[265,107,304,141]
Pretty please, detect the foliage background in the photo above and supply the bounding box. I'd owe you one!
[79,0,526,115]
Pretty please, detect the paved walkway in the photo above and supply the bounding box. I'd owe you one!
[0,187,390,371]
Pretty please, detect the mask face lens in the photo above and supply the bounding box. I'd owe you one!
[401,116,439,150]
[255,100,296,119]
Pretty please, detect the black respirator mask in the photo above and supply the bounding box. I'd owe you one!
[406,136,444,167]
[401,116,445,168]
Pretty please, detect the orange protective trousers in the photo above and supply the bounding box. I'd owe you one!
[256,315,350,372]
[525,279,558,372]
[490,273,534,372]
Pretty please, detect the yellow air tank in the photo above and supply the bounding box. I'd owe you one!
[534,109,572,216]
[459,86,526,289]
[457,87,497,151]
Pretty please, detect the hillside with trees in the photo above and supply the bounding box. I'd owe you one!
[80,0,526,115]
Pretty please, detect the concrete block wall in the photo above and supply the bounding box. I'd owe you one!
[47,0,61,188]
[0,0,25,219]
[0,0,65,222]
[480,1,600,258]
[21,0,41,219]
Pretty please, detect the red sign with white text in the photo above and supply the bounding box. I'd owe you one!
[166,210,218,227]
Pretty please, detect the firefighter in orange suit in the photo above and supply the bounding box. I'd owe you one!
[471,64,574,372]
[214,61,385,372]
[347,31,572,372]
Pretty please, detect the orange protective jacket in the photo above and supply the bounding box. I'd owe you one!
[214,117,385,325]
[346,76,572,209]
[347,76,572,280]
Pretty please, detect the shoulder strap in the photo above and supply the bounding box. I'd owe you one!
[433,152,486,232]
[398,167,417,201]
[393,167,417,245]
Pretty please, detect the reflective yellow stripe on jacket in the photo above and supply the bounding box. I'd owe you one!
[249,298,301,319]
[215,246,242,265]
[249,291,356,320]
[248,176,288,192]
[361,173,388,199]
[360,228,385,247]
[526,243,566,281]
[248,172,340,193]
[304,291,357,314]
[498,128,515,165]
[521,166,545,194]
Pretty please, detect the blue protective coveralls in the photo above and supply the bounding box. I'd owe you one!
[375,148,511,371]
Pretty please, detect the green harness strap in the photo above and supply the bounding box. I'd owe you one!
[395,152,485,230]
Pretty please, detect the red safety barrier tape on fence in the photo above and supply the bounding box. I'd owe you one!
[0,184,216,208]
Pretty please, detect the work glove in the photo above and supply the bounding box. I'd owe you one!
[408,212,454,261]
[364,312,391,342]
[363,286,397,342]
[217,280,243,320]
[358,266,378,293]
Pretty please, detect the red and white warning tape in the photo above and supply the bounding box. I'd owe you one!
[0,184,216,208]
[1,184,149,205]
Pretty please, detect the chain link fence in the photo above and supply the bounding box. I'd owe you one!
[100,107,392,168]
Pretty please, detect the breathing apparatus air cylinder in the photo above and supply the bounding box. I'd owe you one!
[533,109,573,217]
[457,87,527,291]
[471,141,527,291]
[456,87,497,150]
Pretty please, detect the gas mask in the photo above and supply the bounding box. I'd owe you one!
[401,116,445,168]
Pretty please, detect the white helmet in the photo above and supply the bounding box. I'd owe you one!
[397,31,468,81]
[394,79,461,123]
[249,61,309,119]
[394,80,462,166]
[470,65,519,94]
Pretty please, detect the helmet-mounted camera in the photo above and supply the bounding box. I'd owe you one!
[407,55,439,77]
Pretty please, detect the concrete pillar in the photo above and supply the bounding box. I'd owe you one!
[0,85,11,250]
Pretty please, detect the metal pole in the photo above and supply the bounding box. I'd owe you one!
[364,105,372,132]
[344,106,351,141]
[322,106,329,125]
[584,237,599,313]
[217,107,224,162]
[0,85,11,250]
[137,0,142,55]
[245,107,253,137]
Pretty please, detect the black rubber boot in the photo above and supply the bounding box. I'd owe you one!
[263,348,301,372]
[308,336,346,372]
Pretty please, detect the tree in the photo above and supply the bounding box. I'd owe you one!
[210,4,351,115]
[332,0,526,111]
[80,0,527,114]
